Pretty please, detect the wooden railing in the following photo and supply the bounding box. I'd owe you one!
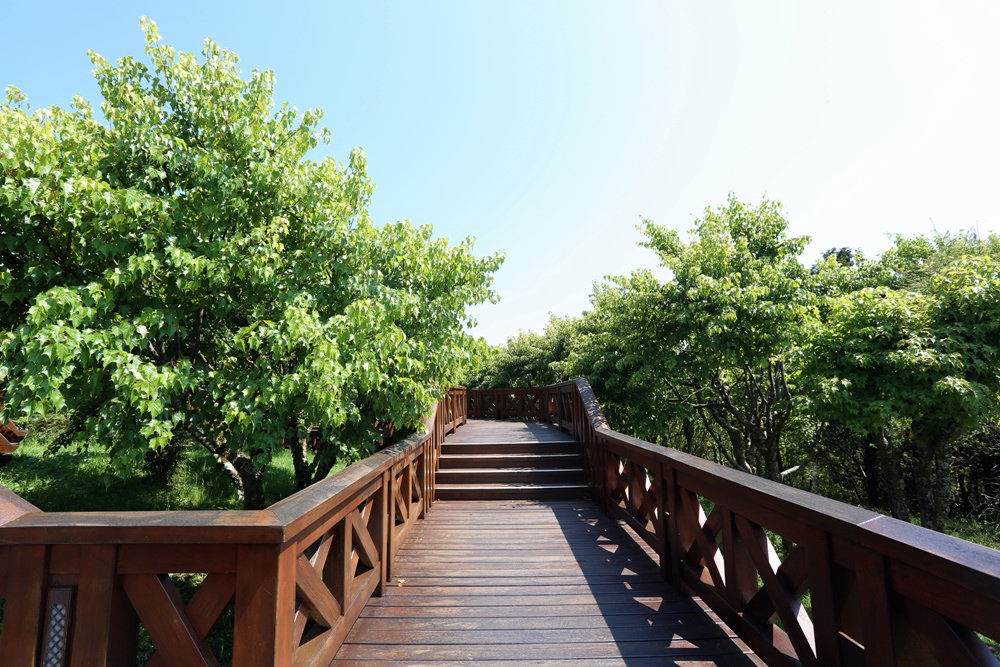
[0,387,466,666]
[534,379,1000,667]
[467,387,543,419]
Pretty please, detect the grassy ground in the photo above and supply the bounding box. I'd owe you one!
[0,416,341,512]
[944,517,1000,552]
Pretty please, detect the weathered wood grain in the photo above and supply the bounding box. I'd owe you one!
[332,499,761,665]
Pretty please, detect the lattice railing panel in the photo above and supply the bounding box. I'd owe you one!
[551,377,1000,667]
[0,388,466,666]
[127,570,235,667]
[603,448,664,556]
[669,483,818,667]
[288,482,387,666]
[467,388,546,419]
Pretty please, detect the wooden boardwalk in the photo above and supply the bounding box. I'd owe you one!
[331,497,762,666]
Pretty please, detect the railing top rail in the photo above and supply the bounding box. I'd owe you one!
[0,509,286,544]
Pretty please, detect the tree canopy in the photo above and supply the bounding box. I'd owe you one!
[0,19,501,508]
[466,314,575,390]
[637,196,815,479]
[472,200,1000,532]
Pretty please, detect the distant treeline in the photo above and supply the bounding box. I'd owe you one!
[468,196,1000,532]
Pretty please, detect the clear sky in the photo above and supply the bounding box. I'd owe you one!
[3,1,999,344]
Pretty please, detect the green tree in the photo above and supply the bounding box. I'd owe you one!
[0,19,500,508]
[469,314,576,389]
[880,230,1000,292]
[804,287,931,520]
[561,270,693,446]
[805,254,1000,529]
[638,196,815,480]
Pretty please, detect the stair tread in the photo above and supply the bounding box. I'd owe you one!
[440,453,579,458]
[442,439,578,445]
[436,426,588,499]
[442,445,581,454]
[437,485,589,489]
[439,467,584,473]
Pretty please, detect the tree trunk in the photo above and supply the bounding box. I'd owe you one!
[291,435,311,491]
[931,451,952,530]
[682,418,696,454]
[233,455,266,510]
[310,449,339,482]
[283,412,314,492]
[915,434,953,532]
[760,429,782,482]
[875,429,909,521]
[184,423,268,509]
[862,438,880,507]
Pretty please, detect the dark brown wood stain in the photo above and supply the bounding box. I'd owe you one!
[332,498,762,665]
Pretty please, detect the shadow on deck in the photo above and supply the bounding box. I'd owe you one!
[333,419,761,665]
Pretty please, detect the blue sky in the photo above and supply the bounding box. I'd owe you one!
[3,2,999,344]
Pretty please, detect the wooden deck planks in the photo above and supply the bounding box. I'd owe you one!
[331,498,762,665]
[441,420,578,444]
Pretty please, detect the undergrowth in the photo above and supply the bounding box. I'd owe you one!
[0,415,337,511]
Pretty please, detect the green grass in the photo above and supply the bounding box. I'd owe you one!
[0,416,342,512]
[945,518,1000,552]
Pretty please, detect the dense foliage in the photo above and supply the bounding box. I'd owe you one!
[467,315,575,389]
[0,20,501,508]
[474,196,1000,532]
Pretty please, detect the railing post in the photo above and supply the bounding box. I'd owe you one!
[721,507,756,609]
[591,435,606,506]
[0,545,47,665]
[387,461,399,578]
[657,460,671,583]
[419,442,429,519]
[375,469,391,594]
[106,579,140,667]
[857,548,896,667]
[330,517,352,627]
[69,544,121,667]
[665,466,682,589]
[805,527,841,666]
[232,544,295,667]
[601,439,614,517]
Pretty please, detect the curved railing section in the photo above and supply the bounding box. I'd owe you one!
[535,378,1000,667]
[0,387,466,666]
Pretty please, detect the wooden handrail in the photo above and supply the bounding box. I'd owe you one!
[532,378,1000,667]
[0,387,467,666]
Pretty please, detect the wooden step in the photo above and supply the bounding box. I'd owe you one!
[437,467,586,485]
[435,446,587,499]
[435,421,590,500]
[441,441,580,455]
[435,483,590,500]
[439,453,583,469]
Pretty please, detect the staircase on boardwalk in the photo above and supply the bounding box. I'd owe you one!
[435,419,588,500]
